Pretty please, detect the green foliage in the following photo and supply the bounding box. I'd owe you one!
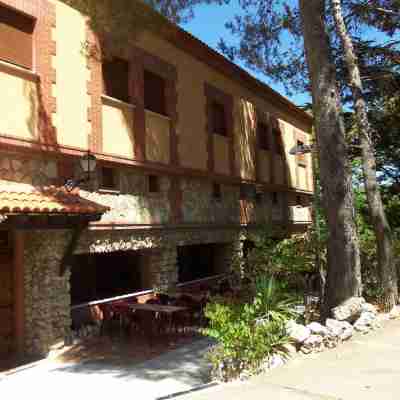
[355,189,400,302]
[233,225,326,294]
[203,276,295,380]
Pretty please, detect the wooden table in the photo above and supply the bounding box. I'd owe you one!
[129,303,188,341]
[128,303,188,314]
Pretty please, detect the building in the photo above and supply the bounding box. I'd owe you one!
[0,0,314,359]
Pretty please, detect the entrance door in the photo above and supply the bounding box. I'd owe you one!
[0,232,14,356]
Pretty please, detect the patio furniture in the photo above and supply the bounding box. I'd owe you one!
[129,303,188,341]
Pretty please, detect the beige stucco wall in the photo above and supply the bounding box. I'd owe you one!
[145,110,170,164]
[135,31,312,186]
[0,70,38,140]
[45,6,312,189]
[102,101,135,158]
[234,99,256,180]
[52,1,89,149]
[213,134,230,175]
[258,150,271,183]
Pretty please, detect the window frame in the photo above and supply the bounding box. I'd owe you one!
[148,175,160,193]
[100,166,119,191]
[102,57,130,103]
[211,100,227,136]
[143,69,167,116]
[0,5,35,70]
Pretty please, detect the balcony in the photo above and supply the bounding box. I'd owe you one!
[0,61,39,142]
[102,95,135,159]
[145,109,170,164]
[289,205,312,224]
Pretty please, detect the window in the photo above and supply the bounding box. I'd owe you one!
[212,101,227,136]
[148,175,160,193]
[257,122,269,151]
[102,57,130,102]
[0,5,34,69]
[144,69,166,115]
[101,167,118,190]
[273,128,284,155]
[212,183,222,201]
[272,192,279,205]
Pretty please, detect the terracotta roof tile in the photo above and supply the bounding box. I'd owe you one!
[0,181,109,216]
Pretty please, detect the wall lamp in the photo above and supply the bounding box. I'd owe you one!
[64,151,98,192]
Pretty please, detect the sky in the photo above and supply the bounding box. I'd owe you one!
[180,2,396,108]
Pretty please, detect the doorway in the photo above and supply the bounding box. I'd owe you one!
[0,231,14,357]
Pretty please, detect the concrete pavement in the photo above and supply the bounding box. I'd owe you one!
[180,319,400,400]
[0,338,214,400]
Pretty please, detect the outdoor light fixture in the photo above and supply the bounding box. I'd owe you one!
[64,151,98,192]
[289,143,315,156]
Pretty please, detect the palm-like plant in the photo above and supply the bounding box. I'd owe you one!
[254,276,298,324]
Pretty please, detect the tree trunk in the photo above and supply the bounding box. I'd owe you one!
[299,0,362,319]
[331,0,398,311]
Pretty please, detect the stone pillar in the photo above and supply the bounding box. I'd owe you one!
[213,243,235,275]
[24,230,72,356]
[142,246,178,292]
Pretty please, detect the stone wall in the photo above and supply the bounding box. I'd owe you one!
[24,230,71,356]
[0,153,58,186]
[22,225,248,356]
[82,170,171,225]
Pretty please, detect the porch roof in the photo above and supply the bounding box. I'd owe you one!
[0,181,109,216]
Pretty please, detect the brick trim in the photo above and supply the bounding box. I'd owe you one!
[86,26,103,153]
[36,0,57,145]
[130,48,146,161]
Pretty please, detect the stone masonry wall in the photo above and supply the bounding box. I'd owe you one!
[22,226,248,357]
[24,230,71,356]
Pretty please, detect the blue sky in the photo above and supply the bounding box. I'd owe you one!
[180,2,395,107]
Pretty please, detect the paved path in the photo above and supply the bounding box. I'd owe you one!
[180,319,400,400]
[0,338,214,400]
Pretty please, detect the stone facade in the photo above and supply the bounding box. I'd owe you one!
[0,154,58,187]
[24,230,71,356]
[21,224,247,356]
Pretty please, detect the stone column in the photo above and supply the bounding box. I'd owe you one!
[24,230,72,356]
[143,246,178,292]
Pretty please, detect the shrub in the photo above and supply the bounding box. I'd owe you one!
[203,277,295,380]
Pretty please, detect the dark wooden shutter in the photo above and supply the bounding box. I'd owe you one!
[102,57,130,102]
[0,6,34,69]
[144,70,166,116]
